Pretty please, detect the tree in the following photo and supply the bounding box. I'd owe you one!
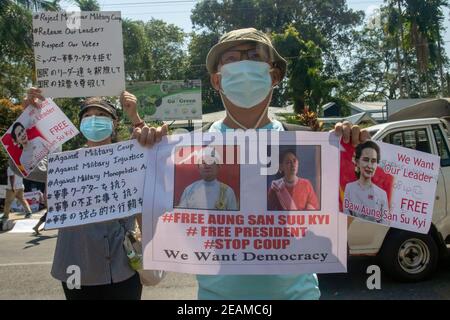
[122,19,187,82]
[191,0,363,48]
[339,8,398,102]
[122,19,148,81]
[70,0,100,11]
[15,0,60,11]
[0,1,60,100]
[386,2,406,97]
[381,0,449,97]
[342,1,450,101]
[191,0,363,72]
[185,32,222,112]
[273,26,339,114]
[142,19,187,81]
[403,0,448,96]
[189,0,363,112]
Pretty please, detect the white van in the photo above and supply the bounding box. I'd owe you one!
[348,117,450,281]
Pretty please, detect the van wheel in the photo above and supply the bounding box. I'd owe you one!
[379,230,438,282]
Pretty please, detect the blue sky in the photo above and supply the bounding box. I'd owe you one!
[60,0,450,54]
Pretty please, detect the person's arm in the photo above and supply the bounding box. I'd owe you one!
[120,91,145,129]
[124,91,168,147]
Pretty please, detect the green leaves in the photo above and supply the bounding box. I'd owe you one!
[273,26,338,114]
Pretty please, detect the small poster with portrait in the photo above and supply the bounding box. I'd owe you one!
[142,131,346,275]
[339,140,440,234]
[1,99,79,176]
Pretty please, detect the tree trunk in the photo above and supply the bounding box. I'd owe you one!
[294,97,305,115]
[437,31,445,96]
[395,36,404,97]
[398,0,410,97]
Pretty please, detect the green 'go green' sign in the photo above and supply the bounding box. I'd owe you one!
[127,80,202,121]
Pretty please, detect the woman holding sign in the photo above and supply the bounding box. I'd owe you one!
[20,88,145,300]
[344,141,390,223]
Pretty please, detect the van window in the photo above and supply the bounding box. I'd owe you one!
[432,124,450,167]
[383,128,431,154]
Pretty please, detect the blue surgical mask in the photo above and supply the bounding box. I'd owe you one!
[80,116,113,142]
[220,60,273,109]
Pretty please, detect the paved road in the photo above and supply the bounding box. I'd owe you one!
[0,230,197,300]
[318,255,450,300]
[0,227,449,300]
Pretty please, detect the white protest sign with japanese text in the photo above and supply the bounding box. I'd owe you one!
[340,140,440,234]
[142,131,347,275]
[32,11,125,97]
[1,98,78,176]
[45,140,148,229]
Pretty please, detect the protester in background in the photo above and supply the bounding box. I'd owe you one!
[32,190,47,235]
[3,165,33,219]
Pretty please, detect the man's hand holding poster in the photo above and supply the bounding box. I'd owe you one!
[1,99,78,176]
[340,140,440,234]
[142,131,347,275]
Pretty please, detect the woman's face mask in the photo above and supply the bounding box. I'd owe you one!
[80,116,113,142]
[219,60,273,109]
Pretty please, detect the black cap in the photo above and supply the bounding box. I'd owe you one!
[79,99,118,121]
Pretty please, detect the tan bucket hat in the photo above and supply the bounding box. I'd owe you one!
[206,28,287,79]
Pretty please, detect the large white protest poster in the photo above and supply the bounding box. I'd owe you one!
[45,140,148,229]
[340,140,440,234]
[1,99,78,176]
[32,11,125,97]
[142,131,347,275]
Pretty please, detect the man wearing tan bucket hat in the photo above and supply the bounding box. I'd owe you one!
[133,27,370,300]
[205,27,288,131]
[200,27,369,300]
